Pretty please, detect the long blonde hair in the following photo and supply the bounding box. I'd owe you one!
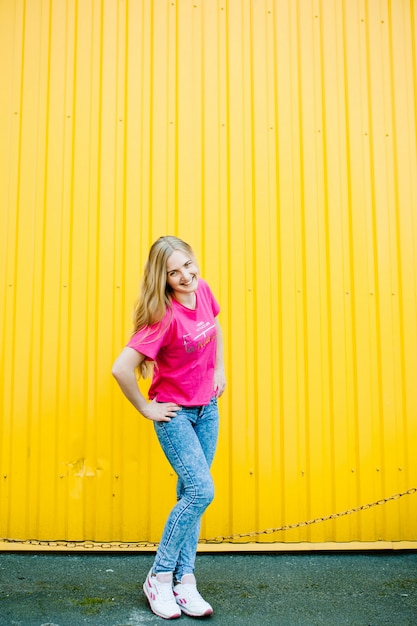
[132,236,197,377]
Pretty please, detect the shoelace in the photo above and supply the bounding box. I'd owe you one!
[155,579,176,603]
[180,584,204,601]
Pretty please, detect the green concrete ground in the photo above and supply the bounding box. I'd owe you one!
[0,551,416,625]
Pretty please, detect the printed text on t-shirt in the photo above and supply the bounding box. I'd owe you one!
[182,322,216,353]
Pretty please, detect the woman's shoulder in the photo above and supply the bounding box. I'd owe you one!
[197,278,219,313]
[197,277,211,292]
[131,306,173,340]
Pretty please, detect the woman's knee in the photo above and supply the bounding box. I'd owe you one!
[186,476,214,509]
[198,477,215,508]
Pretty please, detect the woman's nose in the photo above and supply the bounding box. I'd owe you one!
[180,269,191,280]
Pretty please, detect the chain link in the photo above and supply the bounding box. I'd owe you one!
[200,487,417,544]
[1,487,415,550]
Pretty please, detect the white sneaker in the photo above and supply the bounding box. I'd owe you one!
[173,574,213,617]
[143,569,181,620]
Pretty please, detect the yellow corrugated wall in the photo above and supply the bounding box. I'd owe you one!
[1,0,416,548]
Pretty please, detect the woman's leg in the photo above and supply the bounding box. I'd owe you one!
[173,398,219,581]
[152,398,219,575]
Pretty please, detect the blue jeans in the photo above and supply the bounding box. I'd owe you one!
[152,397,219,581]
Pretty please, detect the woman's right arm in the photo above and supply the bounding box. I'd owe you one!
[112,347,180,422]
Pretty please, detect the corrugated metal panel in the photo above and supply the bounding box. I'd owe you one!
[1,0,416,546]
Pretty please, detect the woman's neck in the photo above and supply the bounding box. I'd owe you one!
[173,291,196,310]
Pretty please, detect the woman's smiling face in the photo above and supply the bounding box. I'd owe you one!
[166,249,199,298]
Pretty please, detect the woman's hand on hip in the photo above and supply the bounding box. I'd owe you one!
[141,399,181,422]
[214,368,226,398]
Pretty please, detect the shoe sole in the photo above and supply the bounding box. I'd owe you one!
[176,605,213,618]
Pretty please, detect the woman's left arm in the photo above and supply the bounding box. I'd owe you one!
[214,318,226,398]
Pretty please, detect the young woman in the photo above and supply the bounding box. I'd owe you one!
[112,235,226,620]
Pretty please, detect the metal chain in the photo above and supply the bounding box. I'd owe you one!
[1,487,415,550]
[200,487,417,544]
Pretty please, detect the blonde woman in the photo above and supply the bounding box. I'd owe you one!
[112,236,226,620]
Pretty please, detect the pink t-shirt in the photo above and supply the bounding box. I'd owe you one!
[127,278,220,406]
